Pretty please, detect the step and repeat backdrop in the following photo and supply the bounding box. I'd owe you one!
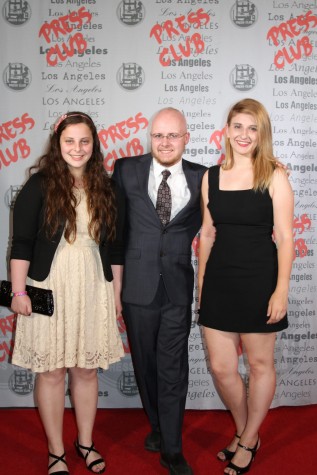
[0,0,316,408]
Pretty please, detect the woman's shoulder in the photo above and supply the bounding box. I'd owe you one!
[270,165,293,197]
[27,171,45,185]
[17,172,45,201]
[271,165,289,183]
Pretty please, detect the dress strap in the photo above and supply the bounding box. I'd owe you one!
[208,165,220,192]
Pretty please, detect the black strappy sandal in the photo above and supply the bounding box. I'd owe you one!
[74,439,106,474]
[225,439,259,474]
[48,452,69,474]
[217,434,241,462]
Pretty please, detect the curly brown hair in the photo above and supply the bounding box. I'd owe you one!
[30,112,117,243]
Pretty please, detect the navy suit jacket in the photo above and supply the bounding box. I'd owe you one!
[113,153,206,306]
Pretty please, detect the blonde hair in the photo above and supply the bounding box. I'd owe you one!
[223,98,276,191]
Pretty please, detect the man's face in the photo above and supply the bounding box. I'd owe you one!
[150,110,190,167]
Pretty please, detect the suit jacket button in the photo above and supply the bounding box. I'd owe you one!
[160,251,165,257]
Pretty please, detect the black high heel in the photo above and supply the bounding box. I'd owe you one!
[225,439,259,474]
[217,433,241,461]
[74,439,106,474]
[48,452,69,474]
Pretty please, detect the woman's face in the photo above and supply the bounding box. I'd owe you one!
[60,123,93,174]
[226,113,258,159]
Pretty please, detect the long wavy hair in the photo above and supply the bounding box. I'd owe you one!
[222,98,276,191]
[30,111,117,243]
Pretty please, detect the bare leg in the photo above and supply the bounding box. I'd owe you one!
[225,332,276,475]
[203,328,248,458]
[69,367,105,473]
[36,368,68,474]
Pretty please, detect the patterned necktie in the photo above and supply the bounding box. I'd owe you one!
[156,169,171,226]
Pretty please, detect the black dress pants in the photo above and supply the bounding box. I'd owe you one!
[123,278,192,454]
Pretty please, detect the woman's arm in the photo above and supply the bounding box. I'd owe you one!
[10,259,32,316]
[11,173,44,260]
[109,181,125,317]
[198,170,216,305]
[267,168,294,324]
[10,174,44,316]
[111,264,123,318]
[108,180,126,265]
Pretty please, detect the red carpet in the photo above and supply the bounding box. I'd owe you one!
[1,406,316,474]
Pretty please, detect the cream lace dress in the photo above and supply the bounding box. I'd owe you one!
[12,189,124,372]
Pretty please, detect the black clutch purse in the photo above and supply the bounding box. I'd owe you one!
[0,280,54,317]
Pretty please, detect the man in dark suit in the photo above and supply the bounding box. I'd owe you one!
[113,108,206,475]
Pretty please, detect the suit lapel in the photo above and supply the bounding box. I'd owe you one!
[136,154,160,220]
[182,160,199,199]
[167,160,199,224]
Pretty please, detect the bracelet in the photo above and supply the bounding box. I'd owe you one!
[10,291,28,297]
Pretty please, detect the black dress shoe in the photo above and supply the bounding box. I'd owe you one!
[144,430,161,452]
[160,452,193,475]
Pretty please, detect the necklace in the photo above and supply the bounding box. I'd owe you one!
[74,178,85,189]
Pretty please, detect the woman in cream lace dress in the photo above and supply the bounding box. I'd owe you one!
[10,112,125,475]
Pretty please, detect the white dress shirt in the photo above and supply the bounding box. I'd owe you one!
[148,158,190,220]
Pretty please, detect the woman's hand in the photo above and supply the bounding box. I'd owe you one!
[11,295,32,316]
[114,294,123,319]
[266,290,288,324]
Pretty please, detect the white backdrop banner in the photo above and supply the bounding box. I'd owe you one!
[0,0,316,408]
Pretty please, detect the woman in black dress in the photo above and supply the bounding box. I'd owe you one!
[198,99,294,474]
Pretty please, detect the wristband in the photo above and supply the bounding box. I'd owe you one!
[10,291,28,297]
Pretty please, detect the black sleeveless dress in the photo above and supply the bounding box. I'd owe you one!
[198,165,288,333]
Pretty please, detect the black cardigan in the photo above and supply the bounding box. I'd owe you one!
[10,172,125,282]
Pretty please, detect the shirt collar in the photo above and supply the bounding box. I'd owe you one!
[152,157,183,179]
